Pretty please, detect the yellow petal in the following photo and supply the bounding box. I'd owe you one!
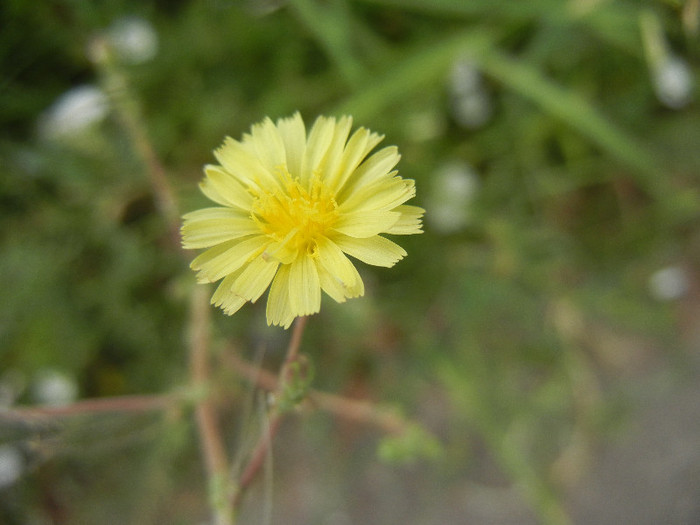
[320,115,353,183]
[264,230,300,265]
[316,236,359,289]
[211,274,247,315]
[211,273,236,304]
[339,177,415,214]
[386,205,425,235]
[333,210,400,238]
[191,236,268,282]
[326,127,383,193]
[182,208,259,249]
[337,146,400,201]
[334,234,406,268]
[300,116,335,185]
[277,112,306,179]
[345,263,365,297]
[201,165,254,210]
[199,177,229,207]
[232,256,279,302]
[214,137,281,193]
[220,295,246,315]
[318,264,347,303]
[182,207,246,222]
[288,255,321,316]
[266,264,295,328]
[250,117,287,176]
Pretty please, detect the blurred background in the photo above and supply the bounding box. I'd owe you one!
[1,0,700,524]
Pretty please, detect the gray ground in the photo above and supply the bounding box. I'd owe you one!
[242,289,700,525]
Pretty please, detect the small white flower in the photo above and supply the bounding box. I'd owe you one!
[451,91,493,129]
[0,445,24,489]
[427,161,479,234]
[449,59,492,129]
[450,59,482,94]
[107,17,159,64]
[32,369,78,407]
[653,56,694,110]
[649,265,690,301]
[38,85,109,140]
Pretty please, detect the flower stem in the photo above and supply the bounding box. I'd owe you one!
[223,348,406,435]
[89,36,181,248]
[189,285,234,525]
[1,394,176,419]
[88,34,236,524]
[231,316,308,509]
[281,315,308,374]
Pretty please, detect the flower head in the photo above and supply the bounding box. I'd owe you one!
[182,113,424,328]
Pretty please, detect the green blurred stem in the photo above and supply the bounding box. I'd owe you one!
[1,393,177,419]
[189,285,234,525]
[338,26,661,197]
[336,29,497,120]
[281,316,308,371]
[231,316,308,509]
[475,47,662,188]
[92,37,229,521]
[224,347,406,435]
[441,337,573,525]
[639,9,669,69]
[289,0,366,88]
[492,423,573,525]
[90,37,181,248]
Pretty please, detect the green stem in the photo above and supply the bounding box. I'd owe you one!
[231,316,308,510]
[189,286,234,525]
[89,36,181,249]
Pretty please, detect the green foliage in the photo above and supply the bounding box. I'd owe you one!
[1,0,698,523]
[377,423,442,465]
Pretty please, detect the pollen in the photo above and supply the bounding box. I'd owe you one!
[252,168,339,258]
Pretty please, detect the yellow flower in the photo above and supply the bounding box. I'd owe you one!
[181,113,424,328]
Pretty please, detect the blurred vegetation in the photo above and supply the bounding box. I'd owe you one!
[1,0,699,524]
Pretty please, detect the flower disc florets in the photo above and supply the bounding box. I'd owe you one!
[181,113,424,328]
[252,170,339,260]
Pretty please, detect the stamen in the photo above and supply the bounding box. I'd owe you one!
[251,168,339,260]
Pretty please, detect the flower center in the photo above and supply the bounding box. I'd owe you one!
[252,168,339,258]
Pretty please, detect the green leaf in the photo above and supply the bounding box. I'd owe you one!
[336,29,498,120]
[377,424,442,465]
[475,47,663,194]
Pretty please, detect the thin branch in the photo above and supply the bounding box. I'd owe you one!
[231,316,308,508]
[89,36,181,249]
[1,394,177,420]
[189,286,233,525]
[282,315,308,371]
[222,346,406,436]
[89,36,231,524]
[234,415,283,504]
[308,390,404,435]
